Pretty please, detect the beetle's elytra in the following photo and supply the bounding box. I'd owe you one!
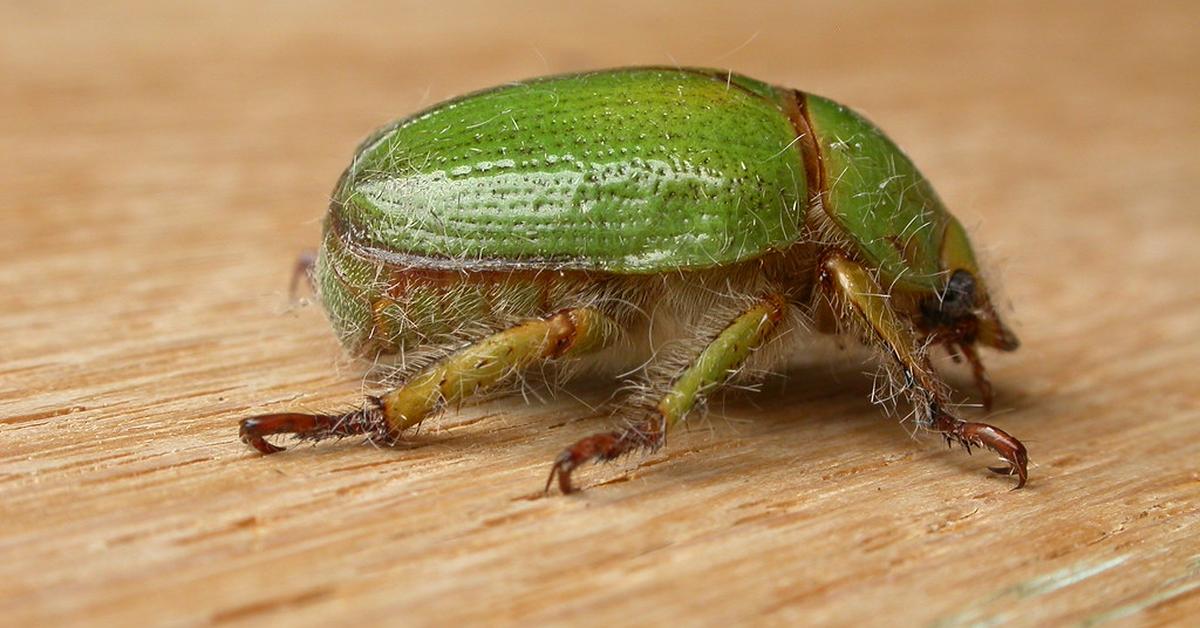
[241,67,1027,493]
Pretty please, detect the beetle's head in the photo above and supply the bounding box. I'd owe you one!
[802,93,1017,354]
[908,218,1019,353]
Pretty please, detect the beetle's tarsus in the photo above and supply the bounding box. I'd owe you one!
[545,419,662,495]
[930,406,1028,489]
[545,429,623,495]
[238,404,386,455]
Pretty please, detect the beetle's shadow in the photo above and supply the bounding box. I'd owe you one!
[632,360,1045,493]
[600,358,1041,491]
[429,355,1037,444]
[701,357,1040,426]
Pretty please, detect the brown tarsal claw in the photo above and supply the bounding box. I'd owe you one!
[544,430,622,495]
[544,450,577,495]
[959,422,1029,489]
[544,417,664,495]
[239,413,324,454]
[241,422,284,453]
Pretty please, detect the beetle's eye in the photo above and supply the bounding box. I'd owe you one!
[922,269,977,323]
[939,270,977,317]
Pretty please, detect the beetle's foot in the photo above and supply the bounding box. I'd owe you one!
[289,249,317,300]
[240,415,290,453]
[931,406,1028,489]
[239,398,387,454]
[545,417,664,495]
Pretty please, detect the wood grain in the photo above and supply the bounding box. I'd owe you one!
[2,1,1198,625]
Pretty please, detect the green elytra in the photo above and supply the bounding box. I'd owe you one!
[335,68,958,281]
[242,68,1028,493]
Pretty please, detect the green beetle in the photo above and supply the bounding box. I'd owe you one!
[241,67,1027,493]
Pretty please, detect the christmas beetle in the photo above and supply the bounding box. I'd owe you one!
[240,67,1027,493]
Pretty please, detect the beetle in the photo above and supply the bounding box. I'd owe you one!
[240,67,1027,493]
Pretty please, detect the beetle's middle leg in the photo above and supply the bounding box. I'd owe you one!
[546,293,789,494]
[820,251,1028,487]
[240,307,620,454]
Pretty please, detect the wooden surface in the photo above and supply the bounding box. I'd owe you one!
[3,1,1198,625]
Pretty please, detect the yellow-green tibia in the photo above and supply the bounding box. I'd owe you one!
[378,308,618,435]
[821,252,942,395]
[656,294,788,429]
[821,254,922,366]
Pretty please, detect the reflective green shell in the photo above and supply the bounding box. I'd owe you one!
[804,95,972,289]
[329,67,964,290]
[332,68,807,273]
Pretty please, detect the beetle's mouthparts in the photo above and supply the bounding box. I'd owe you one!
[976,304,1020,351]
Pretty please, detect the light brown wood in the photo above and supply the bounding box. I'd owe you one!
[3,1,1198,625]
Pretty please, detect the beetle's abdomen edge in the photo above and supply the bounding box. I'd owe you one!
[316,217,624,362]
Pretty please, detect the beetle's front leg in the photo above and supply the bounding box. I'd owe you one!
[820,252,1028,487]
[240,307,619,453]
[546,293,789,494]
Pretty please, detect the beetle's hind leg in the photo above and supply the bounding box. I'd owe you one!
[289,249,317,300]
[546,293,790,494]
[239,307,621,454]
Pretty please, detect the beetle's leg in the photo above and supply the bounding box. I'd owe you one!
[239,307,620,453]
[546,293,788,494]
[240,409,381,454]
[939,339,994,410]
[956,341,994,411]
[289,249,317,300]
[820,251,1027,487]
